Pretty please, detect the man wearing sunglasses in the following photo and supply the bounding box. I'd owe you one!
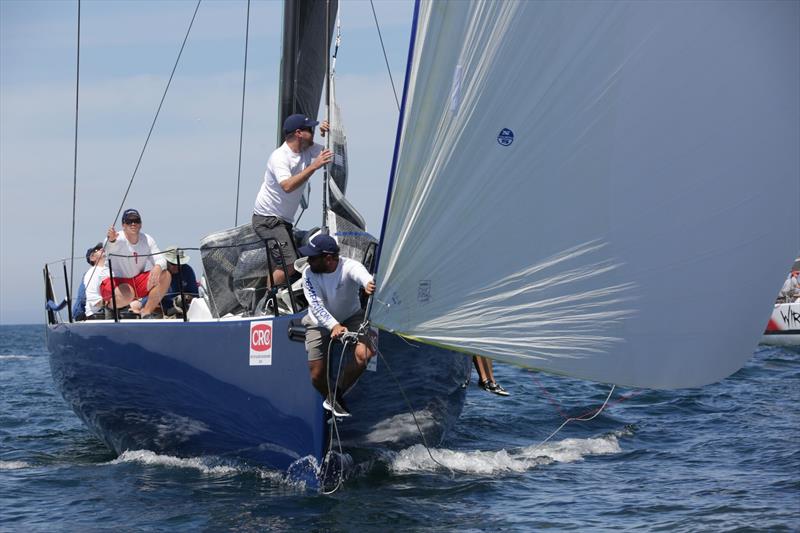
[252,113,332,288]
[299,234,376,418]
[101,208,171,319]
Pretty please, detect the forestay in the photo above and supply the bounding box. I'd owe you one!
[371,0,800,389]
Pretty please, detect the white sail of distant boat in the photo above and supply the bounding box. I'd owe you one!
[371,0,800,389]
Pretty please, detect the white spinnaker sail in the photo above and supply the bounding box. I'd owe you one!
[371,0,800,389]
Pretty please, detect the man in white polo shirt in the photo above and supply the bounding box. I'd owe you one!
[102,208,171,319]
[252,114,331,287]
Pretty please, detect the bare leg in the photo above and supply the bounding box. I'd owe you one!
[473,355,509,395]
[473,355,495,383]
[269,264,296,288]
[112,284,136,309]
[141,270,172,315]
[339,340,375,395]
[483,357,496,383]
[308,359,329,399]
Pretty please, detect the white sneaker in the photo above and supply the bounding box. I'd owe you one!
[323,396,351,417]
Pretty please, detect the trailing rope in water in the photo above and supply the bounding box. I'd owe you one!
[372,327,634,474]
[533,385,616,449]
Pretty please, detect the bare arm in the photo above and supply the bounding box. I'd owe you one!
[280,149,333,193]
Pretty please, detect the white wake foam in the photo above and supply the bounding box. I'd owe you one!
[108,450,308,490]
[0,460,32,470]
[109,450,238,475]
[362,409,436,444]
[388,433,623,474]
[0,355,33,361]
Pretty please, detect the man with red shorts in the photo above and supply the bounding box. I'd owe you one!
[100,208,171,319]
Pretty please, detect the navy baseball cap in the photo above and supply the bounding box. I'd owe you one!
[122,208,141,223]
[298,234,340,257]
[85,242,103,265]
[283,114,319,133]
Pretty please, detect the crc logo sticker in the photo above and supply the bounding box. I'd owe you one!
[249,320,273,366]
[497,128,514,147]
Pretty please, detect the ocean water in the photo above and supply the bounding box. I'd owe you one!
[1,324,798,531]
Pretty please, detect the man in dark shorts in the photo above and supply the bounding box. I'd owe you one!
[252,114,331,287]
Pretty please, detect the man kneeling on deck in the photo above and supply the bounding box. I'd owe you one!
[300,234,376,418]
[102,208,171,319]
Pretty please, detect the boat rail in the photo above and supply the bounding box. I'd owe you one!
[43,236,302,326]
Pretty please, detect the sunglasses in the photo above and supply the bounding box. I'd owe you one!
[123,218,142,224]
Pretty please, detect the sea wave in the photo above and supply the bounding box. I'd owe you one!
[0,460,32,470]
[108,450,238,475]
[386,432,623,474]
[0,355,33,361]
[107,450,312,490]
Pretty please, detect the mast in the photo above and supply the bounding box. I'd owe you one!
[277,0,338,147]
[321,0,331,234]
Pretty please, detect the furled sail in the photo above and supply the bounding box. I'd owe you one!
[371,1,800,389]
[328,74,367,230]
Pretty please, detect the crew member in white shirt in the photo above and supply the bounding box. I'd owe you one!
[300,234,375,417]
[252,113,332,287]
[83,243,108,319]
[101,208,171,319]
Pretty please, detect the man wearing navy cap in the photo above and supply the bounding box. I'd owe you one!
[253,114,332,287]
[299,233,376,417]
[103,208,171,319]
[82,242,108,319]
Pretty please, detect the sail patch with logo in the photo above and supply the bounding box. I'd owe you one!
[497,128,514,147]
[418,280,431,303]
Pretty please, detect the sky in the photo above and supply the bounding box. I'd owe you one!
[0,0,414,324]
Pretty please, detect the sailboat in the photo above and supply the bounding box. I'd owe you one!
[45,0,798,488]
[761,258,800,347]
[45,0,471,487]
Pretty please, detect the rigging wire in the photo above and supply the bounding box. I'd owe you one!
[78,0,201,298]
[369,0,400,112]
[321,0,332,234]
[369,337,455,477]
[110,0,202,227]
[234,0,251,227]
[69,0,81,309]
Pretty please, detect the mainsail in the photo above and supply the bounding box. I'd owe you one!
[371,1,800,389]
[278,0,338,144]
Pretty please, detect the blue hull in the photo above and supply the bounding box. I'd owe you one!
[46,315,469,479]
